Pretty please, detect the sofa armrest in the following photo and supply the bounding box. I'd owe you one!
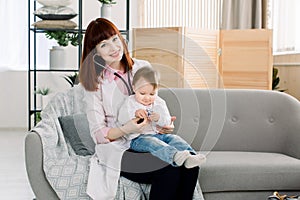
[285,119,300,160]
[25,131,59,200]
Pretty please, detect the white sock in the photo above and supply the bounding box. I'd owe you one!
[184,153,206,168]
[173,150,190,166]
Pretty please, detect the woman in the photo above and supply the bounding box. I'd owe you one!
[80,18,200,200]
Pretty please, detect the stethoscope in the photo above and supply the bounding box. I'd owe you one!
[93,54,134,95]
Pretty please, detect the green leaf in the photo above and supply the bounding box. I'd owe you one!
[35,87,51,95]
[98,0,116,4]
[36,112,42,123]
[45,31,82,47]
[63,72,78,87]
[272,67,280,90]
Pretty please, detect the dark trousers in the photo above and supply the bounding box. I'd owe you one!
[121,149,199,200]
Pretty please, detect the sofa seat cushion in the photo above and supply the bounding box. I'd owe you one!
[199,151,300,193]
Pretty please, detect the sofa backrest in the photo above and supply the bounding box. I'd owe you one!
[158,88,300,155]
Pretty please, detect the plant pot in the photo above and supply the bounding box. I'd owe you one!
[49,46,66,70]
[101,4,112,19]
[42,95,51,109]
[36,94,43,110]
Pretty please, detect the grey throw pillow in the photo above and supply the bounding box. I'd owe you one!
[58,113,95,156]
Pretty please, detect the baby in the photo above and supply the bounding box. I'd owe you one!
[117,67,206,168]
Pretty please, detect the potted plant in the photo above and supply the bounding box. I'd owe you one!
[97,0,116,19]
[35,87,52,109]
[63,72,79,87]
[272,67,280,90]
[36,111,42,123]
[272,67,286,92]
[98,0,116,4]
[45,31,81,47]
[45,30,82,70]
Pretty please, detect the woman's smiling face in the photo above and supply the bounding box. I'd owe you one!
[95,34,124,68]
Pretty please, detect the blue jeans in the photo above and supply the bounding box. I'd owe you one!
[130,134,195,166]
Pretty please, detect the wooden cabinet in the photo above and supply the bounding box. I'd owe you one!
[219,29,273,89]
[132,27,273,90]
[132,27,185,88]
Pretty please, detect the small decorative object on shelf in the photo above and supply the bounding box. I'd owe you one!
[98,0,117,19]
[45,31,81,47]
[35,87,52,109]
[98,0,117,5]
[33,0,77,29]
[45,30,82,69]
[36,0,72,7]
[49,46,66,70]
[33,6,77,21]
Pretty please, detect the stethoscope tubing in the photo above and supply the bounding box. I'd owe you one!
[93,54,134,95]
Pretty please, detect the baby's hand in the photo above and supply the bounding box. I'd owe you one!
[121,118,148,134]
[156,116,176,134]
[149,112,160,122]
[135,109,148,119]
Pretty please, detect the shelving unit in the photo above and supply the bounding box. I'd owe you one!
[28,0,130,130]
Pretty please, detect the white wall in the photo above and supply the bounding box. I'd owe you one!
[0,0,139,130]
[0,71,71,129]
[0,71,28,129]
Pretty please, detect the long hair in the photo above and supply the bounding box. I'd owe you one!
[79,18,133,91]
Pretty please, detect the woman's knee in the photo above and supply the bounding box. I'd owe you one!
[182,166,200,177]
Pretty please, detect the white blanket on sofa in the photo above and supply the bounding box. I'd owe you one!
[32,84,204,200]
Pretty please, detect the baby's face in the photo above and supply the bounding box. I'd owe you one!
[133,79,157,106]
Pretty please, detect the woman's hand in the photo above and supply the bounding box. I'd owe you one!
[107,117,148,141]
[156,116,176,134]
[120,117,148,134]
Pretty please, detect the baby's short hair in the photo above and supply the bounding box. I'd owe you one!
[132,67,160,89]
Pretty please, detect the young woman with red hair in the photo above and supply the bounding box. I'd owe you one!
[80,18,200,200]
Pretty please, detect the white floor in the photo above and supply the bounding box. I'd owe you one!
[0,130,35,200]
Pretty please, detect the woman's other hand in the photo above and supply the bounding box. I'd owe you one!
[156,116,176,134]
[107,118,148,141]
[120,117,148,134]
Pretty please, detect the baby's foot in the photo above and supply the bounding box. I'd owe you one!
[174,150,190,166]
[184,153,206,168]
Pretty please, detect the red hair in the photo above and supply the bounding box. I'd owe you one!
[79,18,133,91]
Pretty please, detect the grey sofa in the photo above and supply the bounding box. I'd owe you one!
[25,88,300,200]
